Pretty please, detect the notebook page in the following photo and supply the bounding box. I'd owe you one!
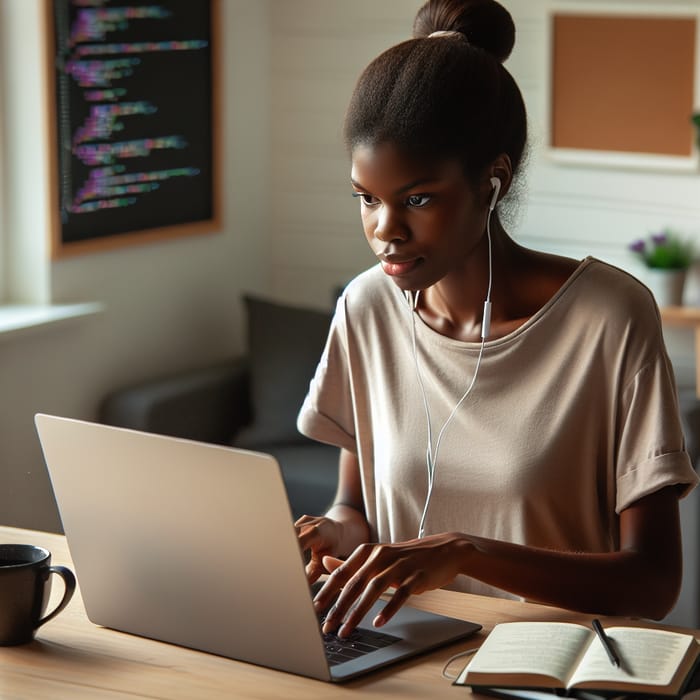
[568,627,694,687]
[466,622,591,682]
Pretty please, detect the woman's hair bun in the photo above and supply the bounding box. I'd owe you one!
[413,0,515,64]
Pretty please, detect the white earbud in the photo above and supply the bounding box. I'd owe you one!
[489,176,501,211]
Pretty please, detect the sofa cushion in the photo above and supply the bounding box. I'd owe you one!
[235,295,332,448]
[265,443,340,520]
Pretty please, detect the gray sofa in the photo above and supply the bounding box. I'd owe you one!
[99,296,340,521]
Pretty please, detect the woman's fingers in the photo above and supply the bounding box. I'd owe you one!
[372,571,425,627]
[296,516,341,558]
[322,555,344,572]
[305,556,326,583]
[314,535,464,638]
[319,546,412,637]
[296,516,343,585]
[335,570,397,637]
[296,519,323,550]
[313,547,370,615]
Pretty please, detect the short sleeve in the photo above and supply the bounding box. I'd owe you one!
[616,352,698,513]
[297,298,358,453]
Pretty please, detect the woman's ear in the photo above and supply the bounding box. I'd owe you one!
[487,153,513,205]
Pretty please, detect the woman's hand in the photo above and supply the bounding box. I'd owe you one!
[295,450,372,584]
[313,533,473,638]
[295,514,345,583]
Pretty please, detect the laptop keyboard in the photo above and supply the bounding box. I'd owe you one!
[321,626,400,666]
[312,583,400,665]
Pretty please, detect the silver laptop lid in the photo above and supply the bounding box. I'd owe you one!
[35,413,332,680]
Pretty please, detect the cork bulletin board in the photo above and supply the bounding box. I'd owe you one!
[549,6,699,170]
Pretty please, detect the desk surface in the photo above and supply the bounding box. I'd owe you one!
[1,526,697,699]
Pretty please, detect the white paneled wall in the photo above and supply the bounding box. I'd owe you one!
[269,1,424,306]
[269,0,700,384]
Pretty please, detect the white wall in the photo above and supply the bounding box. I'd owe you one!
[268,0,424,306]
[1,0,51,303]
[0,0,270,531]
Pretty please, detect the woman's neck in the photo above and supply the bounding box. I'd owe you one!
[415,229,579,342]
[416,225,508,342]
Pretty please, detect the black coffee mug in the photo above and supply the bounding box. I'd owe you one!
[0,543,76,645]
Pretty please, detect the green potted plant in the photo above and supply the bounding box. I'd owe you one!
[693,112,700,149]
[628,229,694,307]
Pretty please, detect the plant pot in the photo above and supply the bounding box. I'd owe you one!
[644,268,687,307]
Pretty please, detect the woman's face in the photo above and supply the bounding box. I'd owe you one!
[350,141,489,292]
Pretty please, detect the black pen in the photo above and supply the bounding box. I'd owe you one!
[592,618,621,668]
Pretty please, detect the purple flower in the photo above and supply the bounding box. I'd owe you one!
[629,230,693,269]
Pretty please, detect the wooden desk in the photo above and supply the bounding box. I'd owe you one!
[0,527,696,699]
[661,306,700,397]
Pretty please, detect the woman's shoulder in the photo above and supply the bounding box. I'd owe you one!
[510,250,661,342]
[332,265,411,340]
[340,264,405,310]
[553,258,665,353]
[517,248,656,314]
[572,257,658,314]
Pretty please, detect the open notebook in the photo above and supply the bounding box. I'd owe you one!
[35,414,480,682]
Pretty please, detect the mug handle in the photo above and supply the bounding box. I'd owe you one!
[36,565,77,629]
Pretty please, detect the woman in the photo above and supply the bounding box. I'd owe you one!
[295,0,698,639]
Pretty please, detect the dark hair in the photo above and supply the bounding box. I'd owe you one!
[344,0,527,185]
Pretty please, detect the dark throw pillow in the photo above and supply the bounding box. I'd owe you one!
[235,295,332,448]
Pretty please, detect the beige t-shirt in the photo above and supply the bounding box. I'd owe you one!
[297,258,698,599]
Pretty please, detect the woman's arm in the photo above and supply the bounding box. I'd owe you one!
[295,448,370,581]
[315,484,682,638]
[462,484,682,617]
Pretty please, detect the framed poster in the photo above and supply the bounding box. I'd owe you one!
[45,0,221,257]
[547,3,699,172]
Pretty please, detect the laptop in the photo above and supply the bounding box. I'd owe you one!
[34,413,481,682]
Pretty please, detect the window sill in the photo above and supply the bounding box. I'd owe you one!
[0,302,104,342]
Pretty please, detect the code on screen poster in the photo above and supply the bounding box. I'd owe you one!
[52,0,214,245]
